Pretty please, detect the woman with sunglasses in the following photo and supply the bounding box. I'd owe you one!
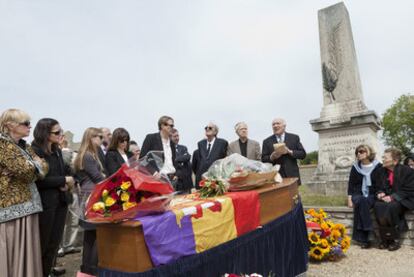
[0,109,47,277]
[105,127,132,176]
[347,144,381,249]
[74,127,106,276]
[32,118,75,277]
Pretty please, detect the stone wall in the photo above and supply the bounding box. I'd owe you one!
[304,206,414,246]
[299,164,317,185]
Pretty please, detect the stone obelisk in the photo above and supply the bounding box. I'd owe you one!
[308,2,381,196]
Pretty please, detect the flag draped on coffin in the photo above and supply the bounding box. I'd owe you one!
[136,191,260,266]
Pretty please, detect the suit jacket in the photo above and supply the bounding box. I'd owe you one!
[174,144,193,191]
[139,132,177,175]
[261,132,306,184]
[374,164,414,211]
[194,137,228,188]
[227,139,261,161]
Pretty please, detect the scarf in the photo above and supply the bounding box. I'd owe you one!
[352,159,380,197]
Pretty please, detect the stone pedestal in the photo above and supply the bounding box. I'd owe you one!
[308,110,380,195]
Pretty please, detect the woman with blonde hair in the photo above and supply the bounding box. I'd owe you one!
[347,144,381,248]
[0,108,47,277]
[74,127,106,276]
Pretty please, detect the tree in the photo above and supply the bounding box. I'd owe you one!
[300,151,318,165]
[382,94,414,156]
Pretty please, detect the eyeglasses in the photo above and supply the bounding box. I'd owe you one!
[205,126,213,131]
[50,130,63,136]
[164,123,174,128]
[94,135,103,140]
[19,121,31,127]
[357,150,367,154]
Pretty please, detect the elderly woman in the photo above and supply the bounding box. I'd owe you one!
[0,109,47,277]
[347,144,382,248]
[374,148,414,251]
[32,118,75,277]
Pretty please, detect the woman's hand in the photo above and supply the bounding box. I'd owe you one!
[347,196,353,208]
[65,176,75,190]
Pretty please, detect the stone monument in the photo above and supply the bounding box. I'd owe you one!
[308,2,381,196]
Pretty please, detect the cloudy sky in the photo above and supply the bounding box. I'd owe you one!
[1,0,413,153]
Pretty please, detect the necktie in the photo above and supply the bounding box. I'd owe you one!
[207,143,211,157]
[277,136,282,143]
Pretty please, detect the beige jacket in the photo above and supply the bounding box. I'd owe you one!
[227,139,261,161]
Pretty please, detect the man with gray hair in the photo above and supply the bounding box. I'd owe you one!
[227,122,261,160]
[193,122,228,188]
[262,118,306,184]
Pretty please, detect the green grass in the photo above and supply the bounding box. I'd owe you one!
[299,186,347,206]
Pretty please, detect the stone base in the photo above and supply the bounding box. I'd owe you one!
[308,109,380,196]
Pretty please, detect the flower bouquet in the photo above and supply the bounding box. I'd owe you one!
[85,163,174,223]
[198,178,228,198]
[305,208,351,261]
[202,154,280,191]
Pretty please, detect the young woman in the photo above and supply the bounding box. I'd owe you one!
[32,118,75,277]
[0,109,47,277]
[105,128,131,176]
[347,144,381,248]
[74,127,106,276]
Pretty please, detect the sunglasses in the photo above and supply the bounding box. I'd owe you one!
[164,123,174,128]
[19,121,31,127]
[357,150,367,154]
[205,126,213,131]
[95,135,103,140]
[50,130,63,136]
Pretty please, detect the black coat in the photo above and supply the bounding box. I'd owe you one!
[32,145,72,209]
[139,132,177,173]
[174,144,193,191]
[261,132,306,183]
[194,138,228,187]
[374,164,414,211]
[105,150,132,176]
[347,162,382,196]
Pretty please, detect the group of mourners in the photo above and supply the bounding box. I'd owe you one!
[348,145,414,251]
[1,107,413,277]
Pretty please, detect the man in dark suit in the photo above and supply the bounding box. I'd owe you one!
[193,122,228,188]
[262,118,306,184]
[170,128,193,193]
[139,116,176,179]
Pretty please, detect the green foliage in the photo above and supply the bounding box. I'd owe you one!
[300,150,318,165]
[382,94,414,155]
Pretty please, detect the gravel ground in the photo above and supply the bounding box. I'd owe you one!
[58,244,414,277]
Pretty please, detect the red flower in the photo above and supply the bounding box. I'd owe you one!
[199,180,206,187]
[109,203,121,211]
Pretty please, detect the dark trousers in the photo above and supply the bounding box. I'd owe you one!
[80,229,98,275]
[374,200,407,241]
[352,194,375,243]
[39,204,68,277]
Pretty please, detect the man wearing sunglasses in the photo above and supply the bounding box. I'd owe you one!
[262,118,306,184]
[140,116,177,181]
[193,122,228,188]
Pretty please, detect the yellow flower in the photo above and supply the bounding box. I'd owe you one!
[334,223,346,236]
[331,229,341,241]
[318,208,327,218]
[307,208,316,215]
[105,196,116,207]
[325,220,334,229]
[122,201,137,210]
[319,238,329,250]
[309,246,325,260]
[121,181,132,191]
[341,236,351,252]
[121,192,130,202]
[308,232,321,245]
[320,221,330,231]
[92,201,105,212]
[102,189,109,197]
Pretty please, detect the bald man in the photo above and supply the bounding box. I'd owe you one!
[261,118,306,184]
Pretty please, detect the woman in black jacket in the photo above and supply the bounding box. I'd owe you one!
[32,118,75,277]
[374,148,414,251]
[74,127,106,276]
[347,144,381,248]
[105,128,131,175]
